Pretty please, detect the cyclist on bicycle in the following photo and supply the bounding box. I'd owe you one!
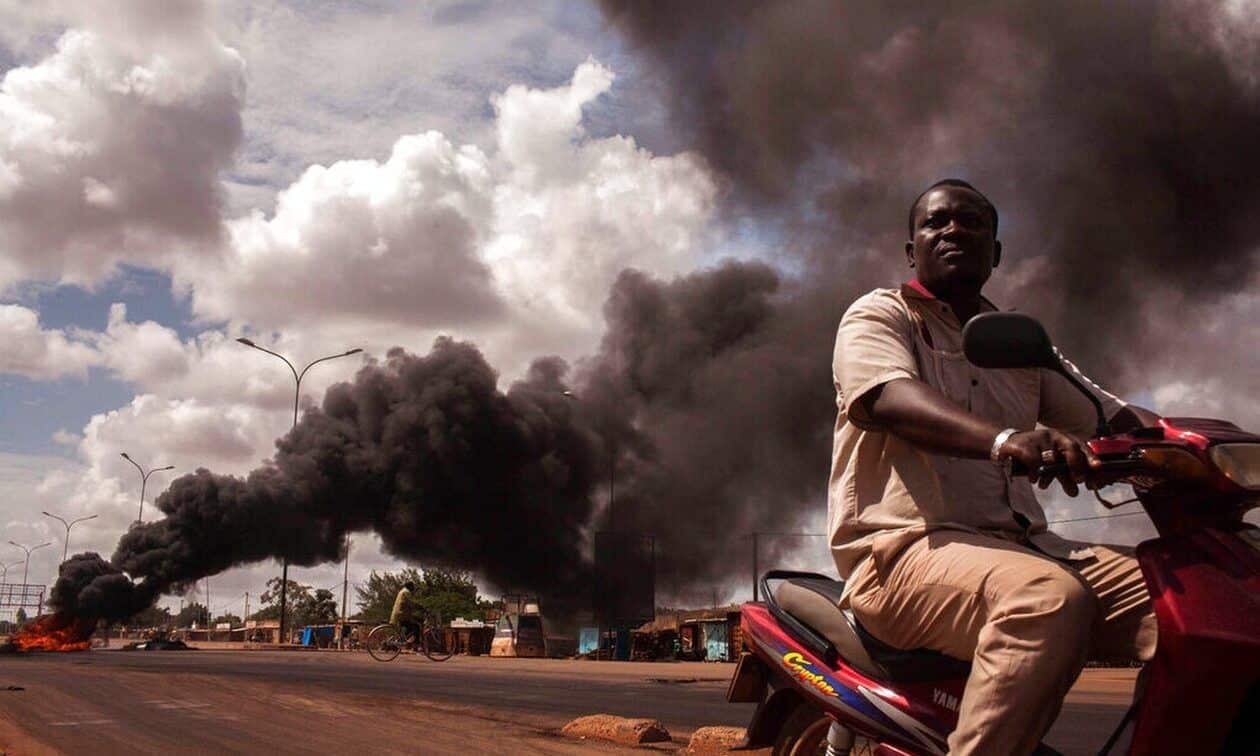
[390,581,421,643]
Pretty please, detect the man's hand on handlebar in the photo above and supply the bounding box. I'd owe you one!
[999,429,1100,497]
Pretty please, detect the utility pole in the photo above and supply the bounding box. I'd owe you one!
[236,338,361,645]
[339,535,350,649]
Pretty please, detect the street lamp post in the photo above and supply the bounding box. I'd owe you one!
[42,511,99,564]
[8,541,52,587]
[1,561,23,583]
[120,453,174,525]
[237,338,362,644]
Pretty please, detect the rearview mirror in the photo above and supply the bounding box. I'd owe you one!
[963,312,1110,437]
[963,313,1058,369]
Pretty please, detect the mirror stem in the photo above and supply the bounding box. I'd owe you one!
[1053,365,1111,437]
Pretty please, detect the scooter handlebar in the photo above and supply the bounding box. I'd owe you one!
[1010,458,1140,480]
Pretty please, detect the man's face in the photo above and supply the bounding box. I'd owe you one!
[905,186,1001,295]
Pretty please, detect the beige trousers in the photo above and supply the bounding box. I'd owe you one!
[846,529,1157,756]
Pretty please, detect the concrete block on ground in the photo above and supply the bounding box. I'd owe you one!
[561,714,672,745]
[684,726,747,753]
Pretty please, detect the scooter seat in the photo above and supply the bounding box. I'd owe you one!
[773,576,971,683]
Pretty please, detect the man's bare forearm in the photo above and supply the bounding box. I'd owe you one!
[860,378,1002,459]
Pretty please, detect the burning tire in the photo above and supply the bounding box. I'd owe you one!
[366,624,403,662]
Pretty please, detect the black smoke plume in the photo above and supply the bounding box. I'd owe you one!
[598,0,1260,381]
[581,0,1260,594]
[51,339,599,620]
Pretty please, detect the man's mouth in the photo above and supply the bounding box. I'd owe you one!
[938,246,971,261]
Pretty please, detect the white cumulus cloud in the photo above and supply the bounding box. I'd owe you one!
[174,59,718,370]
[0,0,244,290]
[0,303,98,379]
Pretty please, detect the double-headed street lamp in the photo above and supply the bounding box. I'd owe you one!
[120,453,174,525]
[236,338,362,643]
[42,511,99,564]
[8,541,51,587]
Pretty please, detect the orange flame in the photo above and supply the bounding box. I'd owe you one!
[11,613,95,652]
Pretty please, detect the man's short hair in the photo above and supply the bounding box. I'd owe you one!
[403,581,416,591]
[908,178,998,237]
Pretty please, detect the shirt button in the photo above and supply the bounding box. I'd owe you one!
[971,379,979,386]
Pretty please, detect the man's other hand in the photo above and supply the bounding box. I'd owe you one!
[1000,429,1100,496]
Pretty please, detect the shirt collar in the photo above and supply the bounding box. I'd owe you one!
[902,278,936,300]
[900,279,1001,315]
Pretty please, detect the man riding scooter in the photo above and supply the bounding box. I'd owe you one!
[830,179,1161,755]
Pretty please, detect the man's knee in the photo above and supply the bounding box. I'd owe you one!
[1017,568,1099,640]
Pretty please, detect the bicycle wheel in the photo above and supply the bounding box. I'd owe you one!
[421,622,452,662]
[366,624,403,662]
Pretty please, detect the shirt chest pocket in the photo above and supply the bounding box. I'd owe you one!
[910,325,973,410]
[911,320,1039,427]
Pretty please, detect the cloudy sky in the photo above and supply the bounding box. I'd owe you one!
[1,0,1257,617]
[0,0,728,616]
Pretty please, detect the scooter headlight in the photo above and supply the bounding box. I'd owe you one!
[1209,443,1260,490]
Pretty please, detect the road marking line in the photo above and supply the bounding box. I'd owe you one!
[48,719,116,727]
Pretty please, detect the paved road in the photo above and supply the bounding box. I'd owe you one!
[0,649,1135,754]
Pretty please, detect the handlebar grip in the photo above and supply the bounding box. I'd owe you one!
[1010,459,1070,478]
[1010,459,1136,478]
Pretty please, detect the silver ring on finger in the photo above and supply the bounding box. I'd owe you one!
[1041,448,1057,464]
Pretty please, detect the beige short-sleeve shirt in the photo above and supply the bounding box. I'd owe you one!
[828,283,1127,579]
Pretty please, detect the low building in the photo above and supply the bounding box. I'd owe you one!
[444,619,494,655]
[631,607,742,662]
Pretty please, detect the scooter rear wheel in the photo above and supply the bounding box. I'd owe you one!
[773,703,875,756]
[776,709,827,755]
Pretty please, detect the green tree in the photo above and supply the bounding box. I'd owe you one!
[212,613,242,627]
[129,605,174,627]
[257,577,313,628]
[416,568,480,623]
[174,602,209,627]
[353,567,484,625]
[294,589,338,626]
[354,568,424,624]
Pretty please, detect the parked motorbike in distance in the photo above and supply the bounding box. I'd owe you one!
[728,312,1260,755]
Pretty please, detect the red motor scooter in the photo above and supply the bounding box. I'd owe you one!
[728,312,1260,755]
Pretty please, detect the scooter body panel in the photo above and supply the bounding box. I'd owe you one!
[740,603,964,755]
[1130,527,1260,754]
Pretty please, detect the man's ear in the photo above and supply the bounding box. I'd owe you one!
[905,240,915,268]
[992,240,1002,268]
